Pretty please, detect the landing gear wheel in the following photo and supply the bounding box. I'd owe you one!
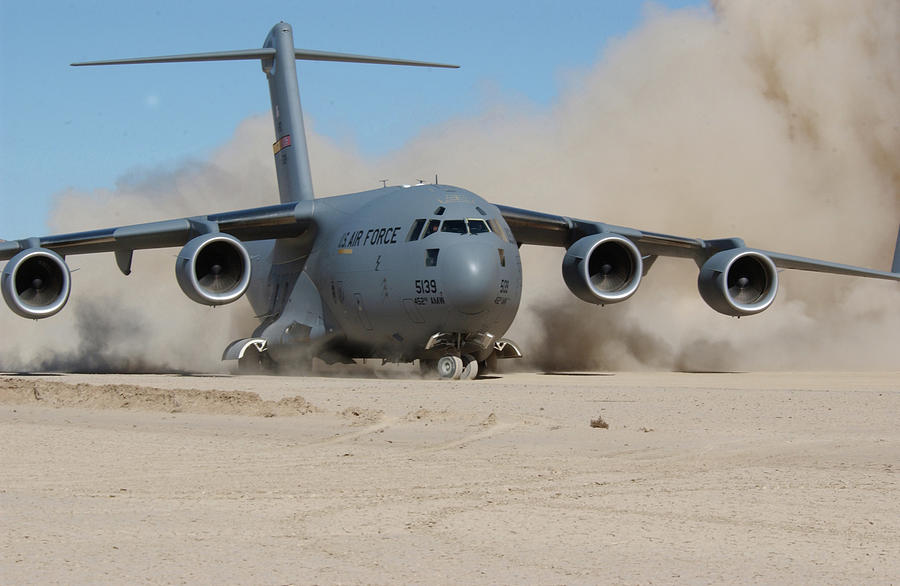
[460,354,479,380]
[237,346,275,374]
[436,355,464,380]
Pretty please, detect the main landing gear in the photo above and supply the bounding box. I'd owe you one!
[237,344,277,374]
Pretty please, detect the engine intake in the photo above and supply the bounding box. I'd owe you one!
[1,248,71,319]
[175,233,251,306]
[698,249,778,316]
[562,234,643,304]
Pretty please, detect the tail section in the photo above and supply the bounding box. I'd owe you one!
[263,23,314,202]
[72,22,457,204]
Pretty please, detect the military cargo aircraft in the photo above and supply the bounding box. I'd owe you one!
[2,22,898,379]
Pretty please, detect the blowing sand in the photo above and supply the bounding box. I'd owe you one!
[1,370,898,584]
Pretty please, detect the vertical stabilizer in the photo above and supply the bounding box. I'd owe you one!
[71,23,457,205]
[263,23,315,203]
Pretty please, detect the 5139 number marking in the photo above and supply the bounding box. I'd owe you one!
[415,279,438,294]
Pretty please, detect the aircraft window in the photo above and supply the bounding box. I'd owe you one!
[476,206,487,216]
[425,248,440,267]
[422,219,441,238]
[434,206,446,216]
[441,220,467,234]
[488,218,508,242]
[467,219,490,234]
[407,218,426,241]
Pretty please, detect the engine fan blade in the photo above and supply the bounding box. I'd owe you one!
[728,272,764,303]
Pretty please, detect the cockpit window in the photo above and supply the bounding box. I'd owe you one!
[422,219,441,238]
[467,219,490,234]
[440,220,467,234]
[407,218,426,241]
[418,218,500,237]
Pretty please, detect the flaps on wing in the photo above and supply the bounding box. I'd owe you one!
[0,200,316,262]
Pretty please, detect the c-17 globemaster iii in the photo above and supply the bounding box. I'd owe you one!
[1,22,899,379]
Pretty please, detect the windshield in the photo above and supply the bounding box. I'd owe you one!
[468,219,490,234]
[440,220,467,234]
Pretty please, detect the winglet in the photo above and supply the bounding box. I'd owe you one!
[892,225,900,274]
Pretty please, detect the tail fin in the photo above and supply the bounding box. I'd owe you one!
[73,22,457,204]
[263,23,314,203]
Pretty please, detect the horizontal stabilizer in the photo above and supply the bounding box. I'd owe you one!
[292,49,457,68]
[72,49,276,66]
[73,48,457,69]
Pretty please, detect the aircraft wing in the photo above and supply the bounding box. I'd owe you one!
[0,200,315,267]
[497,204,900,281]
[0,200,316,318]
[497,203,898,317]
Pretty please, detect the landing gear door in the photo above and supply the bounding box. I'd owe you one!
[258,270,327,343]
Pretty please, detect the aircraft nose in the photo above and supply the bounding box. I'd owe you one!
[441,242,500,314]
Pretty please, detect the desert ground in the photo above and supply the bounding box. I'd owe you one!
[1,369,898,584]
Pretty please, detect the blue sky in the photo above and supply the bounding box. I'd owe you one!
[0,0,706,239]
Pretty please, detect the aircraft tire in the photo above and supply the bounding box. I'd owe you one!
[460,354,479,380]
[436,355,463,380]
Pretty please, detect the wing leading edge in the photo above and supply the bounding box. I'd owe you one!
[0,200,317,318]
[497,204,900,282]
[0,200,315,267]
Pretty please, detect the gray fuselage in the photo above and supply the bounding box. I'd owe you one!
[245,184,523,363]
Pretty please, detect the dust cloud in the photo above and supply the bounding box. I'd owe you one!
[507,0,900,371]
[1,0,898,373]
[0,120,274,373]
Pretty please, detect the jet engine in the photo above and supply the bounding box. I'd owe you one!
[698,249,778,316]
[1,248,71,319]
[175,233,251,306]
[562,234,643,304]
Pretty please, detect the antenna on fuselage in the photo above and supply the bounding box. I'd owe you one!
[72,22,458,204]
[380,179,388,188]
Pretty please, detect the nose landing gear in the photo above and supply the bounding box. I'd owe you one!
[460,354,479,380]
[420,354,480,380]
[436,355,464,379]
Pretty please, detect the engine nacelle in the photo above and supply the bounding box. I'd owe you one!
[698,249,778,316]
[562,234,643,304]
[175,233,251,306]
[1,248,71,319]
